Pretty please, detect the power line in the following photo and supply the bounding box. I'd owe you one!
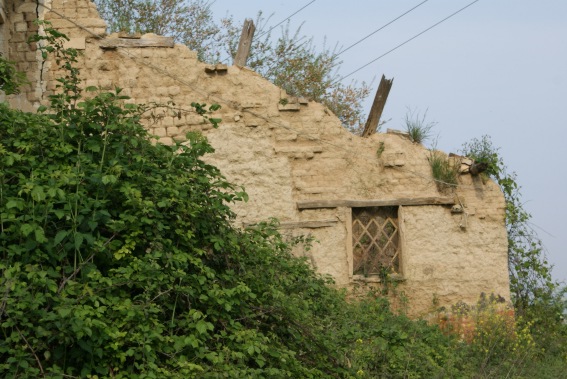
[339,0,480,82]
[35,3,472,190]
[336,0,430,57]
[257,0,317,39]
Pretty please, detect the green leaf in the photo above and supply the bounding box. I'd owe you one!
[31,185,46,201]
[20,223,35,236]
[195,320,208,334]
[6,199,22,210]
[54,230,68,245]
[34,227,47,243]
[102,174,117,185]
[58,307,72,317]
[74,232,84,250]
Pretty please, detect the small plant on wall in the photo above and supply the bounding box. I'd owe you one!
[404,108,437,144]
[429,149,459,192]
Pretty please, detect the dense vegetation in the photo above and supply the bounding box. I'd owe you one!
[0,26,565,378]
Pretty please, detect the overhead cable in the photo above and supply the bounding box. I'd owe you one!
[339,0,480,82]
[35,3,470,189]
[257,0,317,39]
[336,0,430,57]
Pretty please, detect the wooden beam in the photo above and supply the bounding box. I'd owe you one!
[233,19,256,67]
[243,220,338,229]
[297,197,455,210]
[100,36,175,49]
[277,220,338,229]
[361,75,394,137]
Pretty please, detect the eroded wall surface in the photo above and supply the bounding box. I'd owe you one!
[4,0,510,317]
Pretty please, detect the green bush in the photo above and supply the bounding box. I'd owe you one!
[0,27,358,377]
[345,296,465,379]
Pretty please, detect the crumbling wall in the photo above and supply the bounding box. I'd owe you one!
[5,0,510,317]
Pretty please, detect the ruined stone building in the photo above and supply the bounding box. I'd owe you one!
[0,0,510,316]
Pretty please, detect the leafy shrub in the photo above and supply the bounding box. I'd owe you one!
[346,295,465,378]
[0,26,357,378]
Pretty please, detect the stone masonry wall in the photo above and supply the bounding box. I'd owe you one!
[4,0,510,317]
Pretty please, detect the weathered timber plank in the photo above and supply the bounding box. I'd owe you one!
[297,197,455,210]
[100,36,174,49]
[277,220,338,229]
[362,75,394,137]
[233,19,255,66]
[243,220,338,229]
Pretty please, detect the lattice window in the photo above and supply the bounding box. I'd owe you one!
[352,206,400,276]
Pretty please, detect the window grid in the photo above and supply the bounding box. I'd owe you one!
[352,207,399,276]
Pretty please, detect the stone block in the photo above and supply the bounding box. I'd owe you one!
[15,22,27,32]
[27,21,39,32]
[17,3,39,13]
[383,152,405,167]
[50,19,75,29]
[25,52,36,62]
[168,86,180,96]
[11,13,24,23]
[159,136,173,145]
[77,7,90,17]
[153,127,167,137]
[24,12,37,22]
[167,126,180,136]
[64,38,86,50]
[80,18,108,29]
[278,103,300,111]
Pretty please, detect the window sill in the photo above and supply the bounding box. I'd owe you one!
[352,273,405,283]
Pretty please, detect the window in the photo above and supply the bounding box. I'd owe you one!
[352,206,400,276]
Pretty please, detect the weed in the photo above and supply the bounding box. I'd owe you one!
[404,108,437,144]
[376,141,385,158]
[429,149,459,191]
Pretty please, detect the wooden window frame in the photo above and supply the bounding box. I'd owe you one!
[347,205,406,282]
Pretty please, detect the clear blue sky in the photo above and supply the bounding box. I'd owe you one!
[209,0,567,284]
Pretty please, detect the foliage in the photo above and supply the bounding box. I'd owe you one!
[404,108,436,144]
[461,136,567,361]
[438,294,538,378]
[92,0,372,133]
[1,27,370,377]
[347,295,465,379]
[0,53,28,95]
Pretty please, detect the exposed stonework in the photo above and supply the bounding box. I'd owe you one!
[2,0,510,317]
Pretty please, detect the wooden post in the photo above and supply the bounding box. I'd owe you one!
[361,75,393,137]
[233,19,256,67]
